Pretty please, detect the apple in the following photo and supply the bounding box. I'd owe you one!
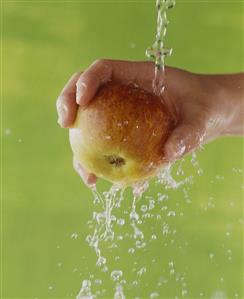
[69,82,173,186]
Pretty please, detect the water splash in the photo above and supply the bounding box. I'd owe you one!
[76,280,94,299]
[86,184,124,267]
[157,163,193,189]
[111,270,123,282]
[77,157,201,298]
[114,283,125,299]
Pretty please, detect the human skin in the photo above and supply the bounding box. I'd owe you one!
[56,59,244,186]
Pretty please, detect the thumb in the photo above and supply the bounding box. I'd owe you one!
[73,157,97,187]
[164,121,206,162]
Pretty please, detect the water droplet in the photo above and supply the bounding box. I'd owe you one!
[117,218,125,226]
[71,232,78,240]
[162,223,170,235]
[129,43,136,49]
[83,280,91,288]
[101,266,108,272]
[134,228,144,240]
[157,194,168,202]
[114,283,125,299]
[182,289,188,296]
[135,239,146,248]
[130,211,139,221]
[94,279,102,285]
[137,267,147,276]
[111,270,123,281]
[140,205,148,213]
[197,168,203,176]
[149,199,155,210]
[215,175,224,181]
[96,256,106,267]
[169,261,175,275]
[211,290,227,299]
[128,248,135,254]
[161,206,168,211]
[5,128,11,135]
[133,181,149,197]
[76,280,93,299]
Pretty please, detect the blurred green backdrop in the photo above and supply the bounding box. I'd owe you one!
[2,0,243,298]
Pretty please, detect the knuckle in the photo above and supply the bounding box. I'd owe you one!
[93,58,109,68]
[74,70,82,77]
[61,90,75,101]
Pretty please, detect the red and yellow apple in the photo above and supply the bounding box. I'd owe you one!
[69,82,173,186]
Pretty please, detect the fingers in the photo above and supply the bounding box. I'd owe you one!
[73,157,97,187]
[57,61,186,126]
[56,72,81,128]
[75,59,156,107]
[76,60,112,107]
[164,121,206,162]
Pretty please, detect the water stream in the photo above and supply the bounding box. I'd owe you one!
[146,0,176,95]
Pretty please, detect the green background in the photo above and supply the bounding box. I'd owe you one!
[2,0,243,298]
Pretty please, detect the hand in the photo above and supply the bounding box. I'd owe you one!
[56,59,243,186]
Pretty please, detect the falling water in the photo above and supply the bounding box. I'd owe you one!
[146,0,176,95]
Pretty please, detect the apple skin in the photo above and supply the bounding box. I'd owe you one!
[69,82,174,186]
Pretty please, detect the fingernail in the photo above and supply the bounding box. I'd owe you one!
[76,81,87,105]
[57,102,68,127]
[86,173,97,187]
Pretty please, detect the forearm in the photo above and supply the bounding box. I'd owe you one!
[216,73,244,136]
[201,73,244,137]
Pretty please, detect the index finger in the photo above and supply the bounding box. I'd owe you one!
[56,71,81,128]
[75,59,156,107]
[76,60,112,107]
